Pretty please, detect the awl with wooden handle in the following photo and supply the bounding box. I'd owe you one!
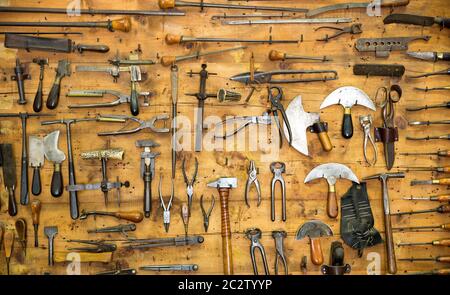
[401,150,450,157]
[411,178,450,186]
[393,223,450,231]
[398,239,450,247]
[399,256,450,263]
[403,194,450,202]
[399,166,450,173]
[31,200,41,247]
[269,50,331,62]
[392,205,450,216]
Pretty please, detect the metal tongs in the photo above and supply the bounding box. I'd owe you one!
[213,112,272,139]
[67,90,151,109]
[66,239,117,253]
[230,69,338,84]
[95,114,170,136]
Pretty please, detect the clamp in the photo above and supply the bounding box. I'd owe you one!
[245,228,269,275]
[245,160,261,208]
[67,89,151,110]
[270,162,286,222]
[316,23,363,42]
[359,115,378,166]
[97,114,170,136]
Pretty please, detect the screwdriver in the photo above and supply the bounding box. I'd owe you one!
[400,150,450,158]
[392,205,450,216]
[398,239,450,247]
[3,229,15,275]
[399,256,450,263]
[393,223,450,231]
[31,200,41,247]
[398,166,450,173]
[410,178,450,186]
[403,194,450,202]
[181,203,189,237]
[407,269,450,275]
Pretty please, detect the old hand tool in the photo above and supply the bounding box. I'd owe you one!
[181,203,189,236]
[356,36,431,58]
[136,140,160,218]
[301,256,307,274]
[182,157,198,215]
[171,65,178,179]
[207,177,237,275]
[11,58,30,105]
[96,114,169,136]
[0,6,185,16]
[29,136,44,196]
[384,14,450,28]
[392,205,450,216]
[401,150,450,157]
[269,50,331,62]
[407,51,450,62]
[46,59,71,109]
[88,224,136,237]
[0,31,83,35]
[296,221,333,266]
[31,200,41,247]
[3,229,15,274]
[398,239,450,247]
[270,162,286,221]
[272,230,288,275]
[1,113,53,206]
[353,64,406,77]
[161,46,246,66]
[67,148,129,207]
[79,210,144,223]
[5,34,109,54]
[408,68,450,79]
[224,17,352,25]
[43,130,66,197]
[305,163,359,219]
[269,86,292,148]
[32,58,48,112]
[374,85,402,170]
[124,235,204,249]
[210,13,293,20]
[0,18,132,32]
[200,195,215,232]
[15,218,27,257]
[213,112,272,139]
[1,144,18,216]
[400,256,450,263]
[245,228,269,275]
[158,176,174,233]
[44,226,58,266]
[321,241,351,275]
[230,69,338,84]
[320,86,375,139]
[165,33,300,45]
[399,167,450,173]
[245,160,261,208]
[159,0,308,12]
[406,102,450,111]
[394,224,450,232]
[306,0,410,17]
[140,264,199,272]
[363,172,405,274]
[67,90,151,111]
[96,262,137,275]
[408,120,450,126]
[403,194,450,202]
[359,115,378,166]
[315,23,362,42]
[415,85,450,92]
[407,134,450,140]
[67,240,117,253]
[283,95,332,155]
[408,269,450,275]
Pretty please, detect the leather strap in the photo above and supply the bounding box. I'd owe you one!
[374,127,399,143]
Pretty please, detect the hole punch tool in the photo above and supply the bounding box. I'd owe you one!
[182,157,198,216]
[245,160,261,208]
[66,240,117,253]
[272,230,288,275]
[96,114,170,136]
[269,86,292,148]
[200,195,215,232]
[67,90,151,112]
[245,228,269,275]
[158,176,174,233]
[213,112,272,139]
[315,23,362,42]
[270,162,286,222]
[359,115,378,166]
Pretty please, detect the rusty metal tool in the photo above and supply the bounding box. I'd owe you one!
[160,46,246,66]
[11,58,30,105]
[88,224,136,237]
[384,14,450,28]
[245,160,261,208]
[407,134,450,141]
[67,148,129,207]
[15,218,27,257]
[213,112,272,139]
[406,102,450,111]
[140,264,199,272]
[200,195,215,232]
[170,65,178,179]
[270,162,286,222]
[32,58,48,112]
[29,135,44,196]
[245,228,269,275]
[355,36,431,58]
[363,172,405,274]
[408,120,450,126]
[136,140,160,218]
[31,200,41,247]
[46,59,71,110]
[393,224,450,232]
[392,205,450,216]
[305,163,359,219]
[315,23,362,42]
[66,240,117,253]
[415,86,450,92]
[296,221,333,266]
[96,114,169,136]
[398,239,450,247]
[400,256,450,263]
[123,235,204,249]
[403,194,450,202]
[407,51,450,62]
[269,50,331,62]
[210,13,292,20]
[67,90,151,111]
[43,130,66,197]
[3,229,15,274]
[207,177,237,275]
[44,226,58,266]
[0,18,132,32]
[182,157,198,215]
[223,17,352,25]
[1,144,18,216]
[321,241,351,275]
[79,210,144,223]
[272,230,288,275]
[400,150,450,157]
[411,178,450,186]
[165,33,300,44]
[158,0,308,12]
[398,166,450,173]
[231,69,338,84]
[306,0,410,17]
[158,176,174,233]
[181,203,189,236]
[353,64,406,77]
[407,68,450,79]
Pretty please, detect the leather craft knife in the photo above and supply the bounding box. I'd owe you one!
[384,14,450,28]
[407,51,450,62]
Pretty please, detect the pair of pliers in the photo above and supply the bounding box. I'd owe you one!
[245,160,261,208]
[269,86,292,147]
[316,23,363,42]
[66,239,117,253]
[96,114,170,136]
[182,157,198,216]
[213,112,272,139]
[245,228,269,275]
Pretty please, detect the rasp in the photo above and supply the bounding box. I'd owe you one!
[407,51,450,62]
[1,144,18,216]
[384,14,450,28]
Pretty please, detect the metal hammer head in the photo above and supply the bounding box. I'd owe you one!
[305,163,359,185]
[296,220,333,240]
[81,148,124,160]
[136,140,160,149]
[363,172,405,181]
[44,226,58,239]
[320,86,375,110]
[207,177,237,189]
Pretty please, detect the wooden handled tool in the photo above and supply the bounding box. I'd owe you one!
[31,200,41,247]
[398,239,450,247]
[160,46,246,66]
[4,230,15,275]
[392,205,450,216]
[269,50,330,62]
[411,178,450,186]
[79,210,144,223]
[401,150,450,157]
[403,194,450,202]
[296,220,333,266]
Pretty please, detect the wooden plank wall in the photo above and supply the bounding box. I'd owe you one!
[0,0,449,275]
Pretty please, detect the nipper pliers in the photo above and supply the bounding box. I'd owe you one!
[245,228,269,275]
[245,160,261,208]
[316,23,363,42]
[271,162,286,222]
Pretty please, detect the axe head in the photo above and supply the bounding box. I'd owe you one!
[207,177,237,189]
[296,220,333,240]
[305,163,359,185]
[283,95,320,156]
[81,148,124,160]
[320,86,375,110]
